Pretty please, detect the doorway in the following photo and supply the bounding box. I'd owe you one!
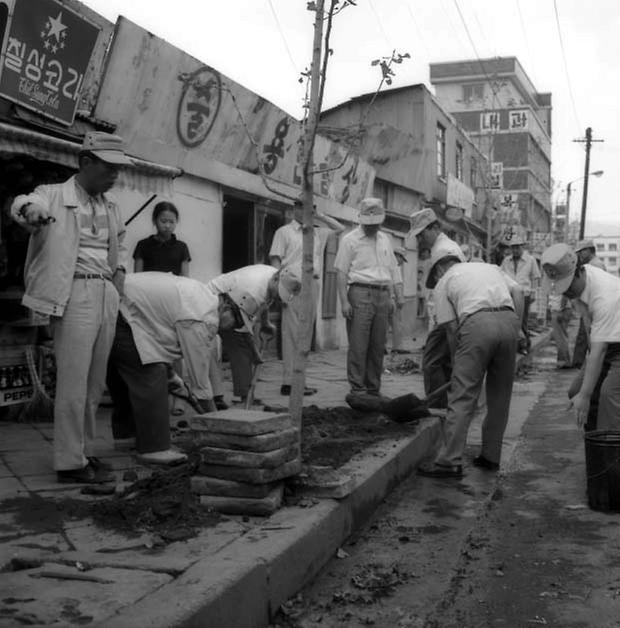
[222,195,254,273]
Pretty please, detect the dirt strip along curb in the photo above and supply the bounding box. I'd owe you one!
[97,420,442,628]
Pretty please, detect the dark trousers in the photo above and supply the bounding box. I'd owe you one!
[106,316,171,454]
[572,317,588,368]
[422,324,452,408]
[220,330,259,398]
[346,284,390,394]
[521,295,532,351]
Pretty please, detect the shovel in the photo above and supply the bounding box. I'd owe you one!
[244,332,269,409]
[381,382,452,423]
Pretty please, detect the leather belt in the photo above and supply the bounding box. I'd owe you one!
[349,282,390,291]
[475,306,514,314]
[74,273,112,281]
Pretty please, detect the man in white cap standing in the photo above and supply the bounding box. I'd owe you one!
[11,132,132,484]
[500,235,541,353]
[335,198,403,398]
[408,208,466,408]
[417,248,523,478]
[541,243,620,432]
[572,239,606,368]
[269,200,344,396]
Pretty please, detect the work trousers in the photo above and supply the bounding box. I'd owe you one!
[521,295,532,351]
[52,277,119,471]
[346,284,390,395]
[435,310,519,467]
[422,324,452,408]
[388,299,405,351]
[220,330,259,398]
[281,280,318,386]
[570,344,620,432]
[551,308,572,367]
[106,316,171,454]
[572,317,589,368]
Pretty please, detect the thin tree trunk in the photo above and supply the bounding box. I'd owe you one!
[289,0,326,436]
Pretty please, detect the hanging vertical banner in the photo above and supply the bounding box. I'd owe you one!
[0,0,100,125]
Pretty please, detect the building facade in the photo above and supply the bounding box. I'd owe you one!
[429,57,552,251]
[590,236,620,275]
[320,83,489,336]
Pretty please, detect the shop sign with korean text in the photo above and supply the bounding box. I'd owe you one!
[0,0,100,125]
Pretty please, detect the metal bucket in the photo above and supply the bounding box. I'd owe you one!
[584,430,620,512]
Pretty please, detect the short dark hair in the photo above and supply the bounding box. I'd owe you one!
[152,201,179,223]
[77,150,101,168]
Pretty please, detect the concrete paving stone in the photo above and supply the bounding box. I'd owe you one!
[0,477,27,499]
[20,472,120,492]
[0,459,13,478]
[199,459,302,484]
[0,563,172,626]
[3,449,54,477]
[200,443,299,469]
[191,476,281,498]
[199,485,283,516]
[190,426,299,452]
[191,409,293,435]
[0,426,47,452]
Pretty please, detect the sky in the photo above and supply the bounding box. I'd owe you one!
[83,0,620,236]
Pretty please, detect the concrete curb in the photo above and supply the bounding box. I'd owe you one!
[97,420,442,628]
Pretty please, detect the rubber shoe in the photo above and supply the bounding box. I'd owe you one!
[137,449,188,466]
[214,396,229,410]
[57,463,114,484]
[472,455,499,471]
[87,456,113,472]
[417,463,463,478]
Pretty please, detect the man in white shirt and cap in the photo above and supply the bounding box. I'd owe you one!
[107,272,259,464]
[335,198,404,398]
[417,248,523,478]
[572,239,606,368]
[206,265,301,404]
[541,243,620,432]
[500,235,541,353]
[269,199,344,396]
[409,208,466,408]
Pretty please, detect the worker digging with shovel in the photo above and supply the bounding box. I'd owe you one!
[416,246,524,478]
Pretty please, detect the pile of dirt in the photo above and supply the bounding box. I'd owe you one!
[301,405,420,469]
[386,357,420,375]
[89,453,220,541]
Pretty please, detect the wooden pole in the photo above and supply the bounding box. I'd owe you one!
[289,0,326,432]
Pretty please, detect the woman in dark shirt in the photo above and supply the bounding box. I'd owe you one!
[133,202,191,276]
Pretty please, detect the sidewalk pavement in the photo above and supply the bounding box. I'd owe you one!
[0,326,551,627]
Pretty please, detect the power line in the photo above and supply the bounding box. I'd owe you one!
[552,0,582,131]
[405,2,431,61]
[265,0,299,76]
[368,0,392,47]
[515,0,535,84]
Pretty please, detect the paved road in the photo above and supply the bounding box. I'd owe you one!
[271,346,620,628]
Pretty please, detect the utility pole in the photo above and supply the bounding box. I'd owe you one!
[574,127,604,239]
[565,181,572,243]
[289,0,325,429]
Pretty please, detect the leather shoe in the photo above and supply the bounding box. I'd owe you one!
[280,385,317,396]
[472,455,499,471]
[57,463,114,484]
[417,463,463,478]
[87,456,113,472]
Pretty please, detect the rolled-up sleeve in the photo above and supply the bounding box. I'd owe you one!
[10,189,50,224]
[334,237,353,275]
[434,276,457,325]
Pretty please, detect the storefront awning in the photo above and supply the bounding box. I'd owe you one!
[0,122,182,195]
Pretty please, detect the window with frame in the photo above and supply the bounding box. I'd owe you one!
[470,156,477,189]
[462,83,484,102]
[608,257,617,265]
[596,244,605,251]
[609,243,617,251]
[455,142,463,180]
[436,123,446,178]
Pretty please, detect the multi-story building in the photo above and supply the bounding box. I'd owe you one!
[590,236,620,275]
[320,83,489,335]
[429,57,552,250]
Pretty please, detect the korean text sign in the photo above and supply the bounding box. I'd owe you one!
[0,0,100,125]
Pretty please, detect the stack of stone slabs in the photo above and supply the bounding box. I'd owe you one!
[190,409,301,516]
